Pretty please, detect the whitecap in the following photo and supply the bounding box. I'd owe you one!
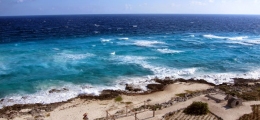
[110,55,197,79]
[203,34,248,40]
[134,40,165,47]
[55,53,95,61]
[157,49,183,54]
[94,24,100,27]
[190,35,195,37]
[118,37,129,40]
[100,38,111,42]
[52,48,60,51]
[244,40,260,45]
[110,51,116,55]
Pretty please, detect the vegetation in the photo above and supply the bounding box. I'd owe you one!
[176,93,186,97]
[240,92,258,101]
[218,83,260,101]
[147,104,162,111]
[239,105,260,120]
[176,90,201,97]
[184,102,209,115]
[114,96,123,102]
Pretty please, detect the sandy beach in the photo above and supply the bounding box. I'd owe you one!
[0,81,259,120]
[3,82,210,120]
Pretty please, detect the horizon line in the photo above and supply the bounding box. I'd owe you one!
[1,13,260,17]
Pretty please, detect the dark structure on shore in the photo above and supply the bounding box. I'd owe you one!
[227,97,242,108]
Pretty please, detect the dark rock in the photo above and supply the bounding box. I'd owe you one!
[155,79,175,85]
[146,84,165,91]
[125,84,142,92]
[49,88,69,93]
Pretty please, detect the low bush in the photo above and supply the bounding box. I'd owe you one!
[114,96,123,102]
[184,101,208,115]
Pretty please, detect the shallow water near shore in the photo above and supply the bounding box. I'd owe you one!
[1,14,260,108]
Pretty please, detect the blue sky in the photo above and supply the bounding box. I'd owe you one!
[0,0,260,16]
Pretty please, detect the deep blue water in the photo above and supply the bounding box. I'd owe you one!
[0,14,260,107]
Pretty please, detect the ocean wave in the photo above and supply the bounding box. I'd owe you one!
[226,41,253,46]
[157,48,183,54]
[1,62,260,109]
[194,69,260,84]
[110,55,197,78]
[244,40,260,45]
[203,34,260,46]
[203,34,248,40]
[55,52,95,61]
[0,82,123,109]
[134,40,165,47]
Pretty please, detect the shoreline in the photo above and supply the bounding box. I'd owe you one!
[1,77,259,119]
[1,68,260,109]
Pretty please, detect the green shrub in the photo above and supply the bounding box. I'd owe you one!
[176,93,186,97]
[114,96,123,102]
[184,101,209,115]
[241,92,258,101]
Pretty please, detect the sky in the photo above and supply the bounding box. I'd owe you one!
[0,0,260,16]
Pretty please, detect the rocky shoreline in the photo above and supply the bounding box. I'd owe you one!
[0,77,259,119]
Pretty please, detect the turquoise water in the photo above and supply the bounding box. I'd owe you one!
[0,15,260,108]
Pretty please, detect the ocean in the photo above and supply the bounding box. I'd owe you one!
[0,14,260,108]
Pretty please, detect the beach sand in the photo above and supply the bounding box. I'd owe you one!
[6,82,260,120]
[8,82,210,120]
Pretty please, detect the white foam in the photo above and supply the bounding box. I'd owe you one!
[133,25,138,27]
[134,40,165,47]
[203,34,227,39]
[100,38,111,42]
[55,52,95,61]
[226,41,253,46]
[157,49,183,54]
[190,35,195,37]
[110,51,116,55]
[118,38,129,40]
[244,40,260,45]
[94,24,100,27]
[228,36,248,40]
[202,34,260,46]
[110,55,197,79]
[52,48,60,51]
[194,69,260,84]
[0,82,119,109]
[203,34,248,40]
